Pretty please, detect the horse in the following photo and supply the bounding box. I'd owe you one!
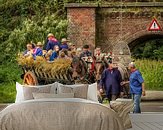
[94,59,108,82]
[71,56,88,84]
[115,63,130,98]
[81,56,96,84]
[94,58,108,103]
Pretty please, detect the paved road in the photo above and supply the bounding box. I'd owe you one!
[0,101,163,112]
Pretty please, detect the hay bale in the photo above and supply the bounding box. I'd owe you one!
[17,55,72,79]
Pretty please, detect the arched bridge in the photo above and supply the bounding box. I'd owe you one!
[66,1,163,65]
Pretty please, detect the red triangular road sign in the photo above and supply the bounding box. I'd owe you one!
[148,18,162,31]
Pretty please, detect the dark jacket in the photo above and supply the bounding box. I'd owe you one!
[46,37,60,51]
[49,51,58,61]
[60,43,68,50]
[80,50,92,58]
[100,68,122,96]
[34,47,43,56]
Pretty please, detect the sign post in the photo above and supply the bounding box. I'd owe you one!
[148,18,162,31]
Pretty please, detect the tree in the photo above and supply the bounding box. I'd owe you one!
[132,39,163,60]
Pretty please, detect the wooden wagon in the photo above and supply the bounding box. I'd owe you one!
[17,55,74,85]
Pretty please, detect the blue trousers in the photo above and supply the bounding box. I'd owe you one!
[132,94,141,113]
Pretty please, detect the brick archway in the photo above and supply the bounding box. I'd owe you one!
[124,31,163,49]
[66,2,163,65]
[113,31,163,52]
[112,31,163,66]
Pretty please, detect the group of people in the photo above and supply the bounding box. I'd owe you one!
[23,33,145,114]
[24,33,75,61]
[23,33,97,61]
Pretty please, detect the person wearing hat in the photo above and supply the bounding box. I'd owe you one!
[60,38,69,50]
[99,61,123,102]
[46,33,60,51]
[33,42,43,56]
[68,42,76,51]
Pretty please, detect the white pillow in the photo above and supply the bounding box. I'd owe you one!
[50,82,58,94]
[15,82,57,103]
[87,83,98,102]
[57,84,88,99]
[55,82,63,88]
[32,93,74,99]
[23,82,57,94]
[15,82,25,103]
[56,82,98,102]
[56,82,85,89]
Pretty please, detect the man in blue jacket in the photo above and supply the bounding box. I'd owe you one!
[34,42,43,56]
[46,33,60,51]
[99,61,123,101]
[60,38,69,50]
[129,62,145,113]
[122,62,146,113]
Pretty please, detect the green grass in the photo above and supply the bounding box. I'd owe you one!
[0,83,16,103]
[135,59,163,90]
[0,62,21,103]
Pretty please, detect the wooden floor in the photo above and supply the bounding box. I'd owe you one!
[128,113,163,130]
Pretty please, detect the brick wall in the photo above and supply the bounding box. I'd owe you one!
[67,3,163,53]
[67,8,96,50]
[66,3,163,65]
[96,7,163,52]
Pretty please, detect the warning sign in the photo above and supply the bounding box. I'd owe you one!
[148,18,162,31]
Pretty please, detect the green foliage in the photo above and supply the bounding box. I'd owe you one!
[0,62,21,84]
[0,62,21,103]
[0,83,16,103]
[5,16,68,54]
[153,46,163,60]
[135,59,163,90]
[0,0,69,63]
[132,39,163,60]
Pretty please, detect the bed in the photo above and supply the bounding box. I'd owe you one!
[0,98,125,130]
[0,82,132,130]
